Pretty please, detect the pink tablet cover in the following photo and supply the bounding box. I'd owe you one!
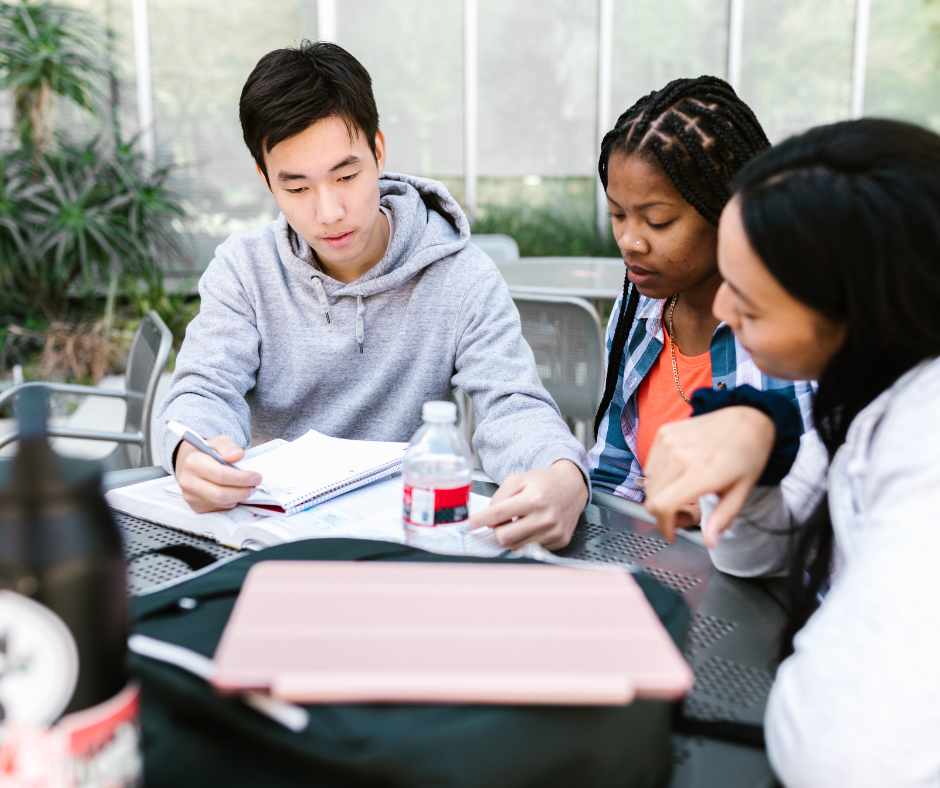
[211,561,694,705]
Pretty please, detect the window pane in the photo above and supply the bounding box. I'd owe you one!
[610,0,729,127]
[144,0,305,271]
[478,0,598,177]
[338,0,464,177]
[865,0,940,134]
[739,0,855,142]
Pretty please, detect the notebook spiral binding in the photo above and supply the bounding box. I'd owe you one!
[282,460,404,515]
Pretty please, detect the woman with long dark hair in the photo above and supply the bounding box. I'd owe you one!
[589,76,814,516]
[645,118,940,785]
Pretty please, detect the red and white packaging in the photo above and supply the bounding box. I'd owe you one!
[403,483,471,527]
[0,683,142,788]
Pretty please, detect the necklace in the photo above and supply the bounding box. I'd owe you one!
[667,294,692,405]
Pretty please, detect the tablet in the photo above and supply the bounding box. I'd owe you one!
[211,561,694,705]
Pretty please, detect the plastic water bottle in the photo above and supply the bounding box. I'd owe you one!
[403,401,473,554]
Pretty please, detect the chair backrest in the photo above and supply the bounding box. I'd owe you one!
[470,234,520,261]
[118,311,173,468]
[512,295,604,423]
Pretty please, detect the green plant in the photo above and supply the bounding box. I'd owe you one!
[0,0,110,157]
[0,138,184,323]
[471,203,621,258]
[0,0,188,337]
[121,266,198,350]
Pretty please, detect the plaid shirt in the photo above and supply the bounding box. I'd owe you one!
[588,291,816,501]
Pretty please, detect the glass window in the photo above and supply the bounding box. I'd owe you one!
[142,0,305,271]
[338,0,464,178]
[738,0,856,143]
[609,0,729,126]
[478,0,599,177]
[21,0,940,270]
[865,0,940,134]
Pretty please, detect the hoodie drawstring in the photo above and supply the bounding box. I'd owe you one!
[311,275,365,353]
[356,295,365,354]
[311,276,331,324]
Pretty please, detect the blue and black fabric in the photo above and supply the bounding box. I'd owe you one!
[131,538,690,788]
[690,384,804,485]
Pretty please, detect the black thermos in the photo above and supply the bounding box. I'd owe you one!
[0,385,128,716]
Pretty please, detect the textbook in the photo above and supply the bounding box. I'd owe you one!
[105,437,502,554]
[107,472,500,554]
[106,470,408,551]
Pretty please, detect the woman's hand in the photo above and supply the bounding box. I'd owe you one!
[644,406,776,548]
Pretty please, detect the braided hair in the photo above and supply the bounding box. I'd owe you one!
[593,76,771,439]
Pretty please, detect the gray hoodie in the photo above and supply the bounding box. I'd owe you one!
[156,172,588,484]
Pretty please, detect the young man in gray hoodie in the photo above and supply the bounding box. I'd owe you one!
[157,41,589,550]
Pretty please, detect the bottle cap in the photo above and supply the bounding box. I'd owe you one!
[422,401,457,423]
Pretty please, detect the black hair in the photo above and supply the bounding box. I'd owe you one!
[239,40,380,183]
[594,76,770,438]
[733,118,940,657]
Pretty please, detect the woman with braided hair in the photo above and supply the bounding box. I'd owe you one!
[589,76,814,518]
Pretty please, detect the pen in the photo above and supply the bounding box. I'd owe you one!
[167,421,272,495]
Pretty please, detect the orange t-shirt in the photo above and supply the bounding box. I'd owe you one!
[635,321,713,470]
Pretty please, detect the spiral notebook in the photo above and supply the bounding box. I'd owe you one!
[217,430,408,516]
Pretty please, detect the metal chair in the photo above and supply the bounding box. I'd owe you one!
[0,311,173,470]
[470,233,520,261]
[511,295,604,447]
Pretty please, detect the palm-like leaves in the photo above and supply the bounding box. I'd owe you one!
[0,1,110,154]
[0,2,188,326]
[1,139,186,321]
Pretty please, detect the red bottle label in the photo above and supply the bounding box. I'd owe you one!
[403,484,471,527]
[0,683,142,787]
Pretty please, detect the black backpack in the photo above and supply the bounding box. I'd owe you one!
[131,538,690,788]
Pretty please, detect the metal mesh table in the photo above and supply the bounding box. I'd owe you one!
[107,469,784,788]
[116,512,242,595]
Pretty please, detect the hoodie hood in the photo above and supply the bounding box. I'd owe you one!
[276,172,471,300]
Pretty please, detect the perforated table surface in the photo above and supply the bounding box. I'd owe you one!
[105,467,784,788]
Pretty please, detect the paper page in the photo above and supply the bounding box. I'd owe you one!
[110,475,258,525]
[461,494,506,557]
[276,484,499,551]
[326,476,403,518]
[262,477,404,544]
[129,458,502,555]
[105,474,269,547]
[283,505,406,544]
[237,431,408,507]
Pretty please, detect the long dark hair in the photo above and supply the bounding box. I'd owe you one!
[594,76,770,438]
[734,118,940,655]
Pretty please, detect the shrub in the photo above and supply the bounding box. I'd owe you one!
[471,203,621,258]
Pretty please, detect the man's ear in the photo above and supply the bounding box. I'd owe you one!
[374,129,386,179]
[256,161,272,192]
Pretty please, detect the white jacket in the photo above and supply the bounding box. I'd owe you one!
[704,357,940,788]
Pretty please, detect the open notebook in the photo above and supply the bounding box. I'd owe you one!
[217,429,409,515]
[105,438,502,555]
